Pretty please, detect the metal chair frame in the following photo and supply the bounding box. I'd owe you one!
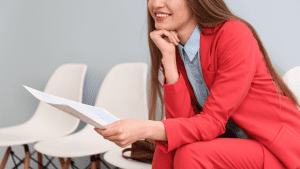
[1,145,121,169]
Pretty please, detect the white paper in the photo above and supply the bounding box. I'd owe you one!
[23,85,120,129]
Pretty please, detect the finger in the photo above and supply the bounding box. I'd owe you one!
[104,122,117,128]
[170,31,179,45]
[171,33,178,46]
[94,128,103,134]
[101,128,120,137]
[166,31,178,46]
[159,30,172,43]
[172,31,180,42]
[165,31,176,45]
[105,135,122,142]
[166,33,173,43]
[167,32,176,46]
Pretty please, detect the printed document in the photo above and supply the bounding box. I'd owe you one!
[23,85,120,129]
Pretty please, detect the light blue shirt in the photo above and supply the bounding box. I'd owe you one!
[177,25,210,107]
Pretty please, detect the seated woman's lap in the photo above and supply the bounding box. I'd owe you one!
[173,138,264,169]
[152,144,176,169]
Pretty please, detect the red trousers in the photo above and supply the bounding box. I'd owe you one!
[152,138,286,169]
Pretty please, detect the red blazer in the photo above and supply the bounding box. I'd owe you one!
[155,19,300,168]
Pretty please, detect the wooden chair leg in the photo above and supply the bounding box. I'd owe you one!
[96,154,100,169]
[23,145,30,169]
[91,155,97,169]
[37,151,43,169]
[0,147,11,169]
[63,158,71,169]
[59,158,65,168]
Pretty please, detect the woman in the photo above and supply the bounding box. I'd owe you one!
[95,0,300,168]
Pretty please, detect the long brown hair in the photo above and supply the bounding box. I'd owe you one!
[147,0,300,121]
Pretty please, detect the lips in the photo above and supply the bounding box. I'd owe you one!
[154,11,171,15]
[156,16,168,21]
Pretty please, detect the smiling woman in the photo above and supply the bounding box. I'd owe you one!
[148,0,196,46]
[146,0,300,168]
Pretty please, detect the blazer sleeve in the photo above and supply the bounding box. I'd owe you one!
[154,65,197,148]
[160,67,196,119]
[156,21,262,153]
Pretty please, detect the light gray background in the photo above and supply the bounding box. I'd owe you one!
[1,0,299,168]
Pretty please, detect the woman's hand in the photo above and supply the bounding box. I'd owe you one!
[150,29,180,58]
[94,119,147,148]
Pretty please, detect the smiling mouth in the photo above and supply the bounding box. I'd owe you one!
[155,14,171,20]
[155,14,171,17]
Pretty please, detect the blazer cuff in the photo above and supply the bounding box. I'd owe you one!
[154,119,179,153]
[163,70,186,94]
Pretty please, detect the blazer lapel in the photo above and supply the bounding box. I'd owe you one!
[200,32,215,90]
[199,21,227,90]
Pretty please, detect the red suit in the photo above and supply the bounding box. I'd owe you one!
[152,19,300,169]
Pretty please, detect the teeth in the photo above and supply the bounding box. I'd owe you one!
[156,13,169,17]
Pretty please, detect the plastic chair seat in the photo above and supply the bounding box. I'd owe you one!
[34,124,121,158]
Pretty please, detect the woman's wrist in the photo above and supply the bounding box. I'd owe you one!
[161,53,176,66]
[162,57,179,84]
[144,120,168,141]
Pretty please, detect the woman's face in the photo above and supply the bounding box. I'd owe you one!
[148,0,195,32]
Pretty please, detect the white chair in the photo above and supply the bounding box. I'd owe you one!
[282,66,300,110]
[0,63,87,169]
[33,63,152,169]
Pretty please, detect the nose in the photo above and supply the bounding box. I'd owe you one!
[152,0,165,8]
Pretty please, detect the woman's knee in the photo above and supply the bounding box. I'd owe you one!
[174,143,195,160]
[174,142,214,169]
[152,145,176,169]
[174,141,212,159]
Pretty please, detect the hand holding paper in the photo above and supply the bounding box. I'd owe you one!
[94,119,147,148]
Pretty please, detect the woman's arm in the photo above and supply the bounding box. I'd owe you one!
[162,54,179,85]
[160,54,196,119]
[144,120,168,141]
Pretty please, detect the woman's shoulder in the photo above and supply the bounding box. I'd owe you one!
[202,19,252,37]
[220,19,252,36]
[212,19,255,45]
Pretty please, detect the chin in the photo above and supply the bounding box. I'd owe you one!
[155,25,175,31]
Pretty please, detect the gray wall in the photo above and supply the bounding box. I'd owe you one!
[1,0,299,168]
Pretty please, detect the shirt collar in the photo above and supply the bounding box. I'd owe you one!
[177,24,200,62]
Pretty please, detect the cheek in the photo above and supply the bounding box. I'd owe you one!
[148,5,153,14]
[175,7,184,17]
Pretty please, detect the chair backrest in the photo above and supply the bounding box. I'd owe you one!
[28,63,87,135]
[82,63,148,131]
[282,66,300,109]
